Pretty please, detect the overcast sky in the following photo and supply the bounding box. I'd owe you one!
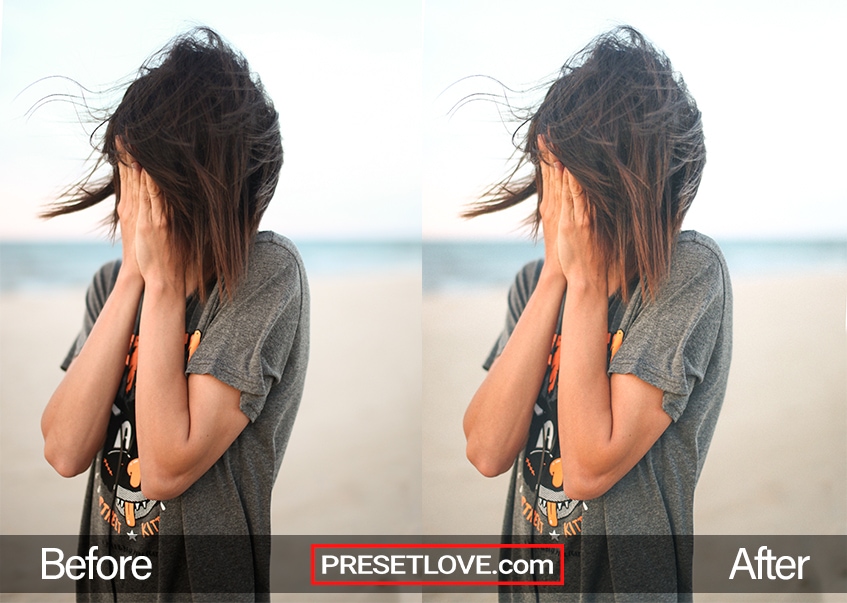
[423,0,847,240]
[0,0,422,241]
[1,1,845,241]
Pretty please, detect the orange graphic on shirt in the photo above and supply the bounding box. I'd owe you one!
[549,457,563,488]
[125,334,139,394]
[124,330,201,394]
[547,334,561,393]
[610,329,624,360]
[187,330,201,361]
[546,458,564,527]
[547,330,624,394]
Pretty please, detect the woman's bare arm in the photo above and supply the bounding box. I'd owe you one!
[42,154,250,498]
[132,169,248,501]
[463,270,565,476]
[550,161,670,501]
[41,155,144,477]
[41,273,143,476]
[463,142,568,477]
[465,140,672,493]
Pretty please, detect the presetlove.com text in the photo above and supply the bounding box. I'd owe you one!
[313,544,562,586]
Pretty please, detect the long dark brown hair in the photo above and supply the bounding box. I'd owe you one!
[41,27,283,301]
[464,26,706,300]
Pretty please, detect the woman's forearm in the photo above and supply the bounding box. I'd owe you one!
[463,270,566,477]
[131,168,250,501]
[134,278,249,501]
[134,280,192,497]
[556,279,670,501]
[41,271,144,477]
[555,279,614,497]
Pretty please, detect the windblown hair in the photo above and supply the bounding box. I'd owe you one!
[42,27,283,301]
[464,26,706,300]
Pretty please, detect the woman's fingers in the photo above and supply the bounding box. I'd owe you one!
[136,170,170,246]
[565,169,589,227]
[115,138,133,211]
[538,139,550,196]
[116,159,140,220]
[143,171,166,227]
[136,168,151,229]
[125,160,143,228]
[133,169,180,284]
[116,161,128,225]
[117,161,128,200]
[537,136,565,217]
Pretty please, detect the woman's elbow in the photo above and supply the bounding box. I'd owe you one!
[140,467,189,502]
[41,412,88,477]
[468,454,511,478]
[463,411,515,477]
[43,444,91,478]
[465,439,513,478]
[561,466,612,502]
[140,478,183,502]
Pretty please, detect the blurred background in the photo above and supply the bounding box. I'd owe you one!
[420,0,847,550]
[0,1,422,572]
[1,0,846,600]
[421,5,846,599]
[423,0,847,243]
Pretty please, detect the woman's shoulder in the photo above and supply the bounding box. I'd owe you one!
[248,232,307,278]
[671,231,731,285]
[675,230,730,270]
[252,231,304,262]
[200,232,308,327]
[235,231,309,304]
[662,230,732,312]
[676,230,726,261]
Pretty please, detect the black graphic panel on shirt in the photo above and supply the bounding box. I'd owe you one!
[98,331,201,540]
[520,333,582,533]
[97,330,201,539]
[98,333,161,538]
[522,406,582,531]
[519,329,625,535]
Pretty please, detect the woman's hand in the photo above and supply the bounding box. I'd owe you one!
[116,141,143,285]
[116,140,184,293]
[538,137,606,295]
[133,170,185,294]
[537,137,566,286]
[557,168,606,293]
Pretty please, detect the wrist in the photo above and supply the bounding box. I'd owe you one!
[142,273,186,300]
[563,271,608,300]
[538,261,567,289]
[115,264,144,292]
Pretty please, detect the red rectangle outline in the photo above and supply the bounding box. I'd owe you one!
[310,543,565,587]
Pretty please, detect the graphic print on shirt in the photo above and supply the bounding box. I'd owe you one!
[519,332,582,536]
[518,329,625,536]
[97,333,158,538]
[96,330,202,539]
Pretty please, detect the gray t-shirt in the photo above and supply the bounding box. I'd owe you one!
[62,231,309,601]
[484,231,732,601]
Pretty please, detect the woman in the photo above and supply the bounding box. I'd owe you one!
[40,28,309,600]
[462,27,732,600]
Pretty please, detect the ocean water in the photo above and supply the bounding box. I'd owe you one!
[422,239,847,293]
[2,239,845,294]
[0,240,420,293]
